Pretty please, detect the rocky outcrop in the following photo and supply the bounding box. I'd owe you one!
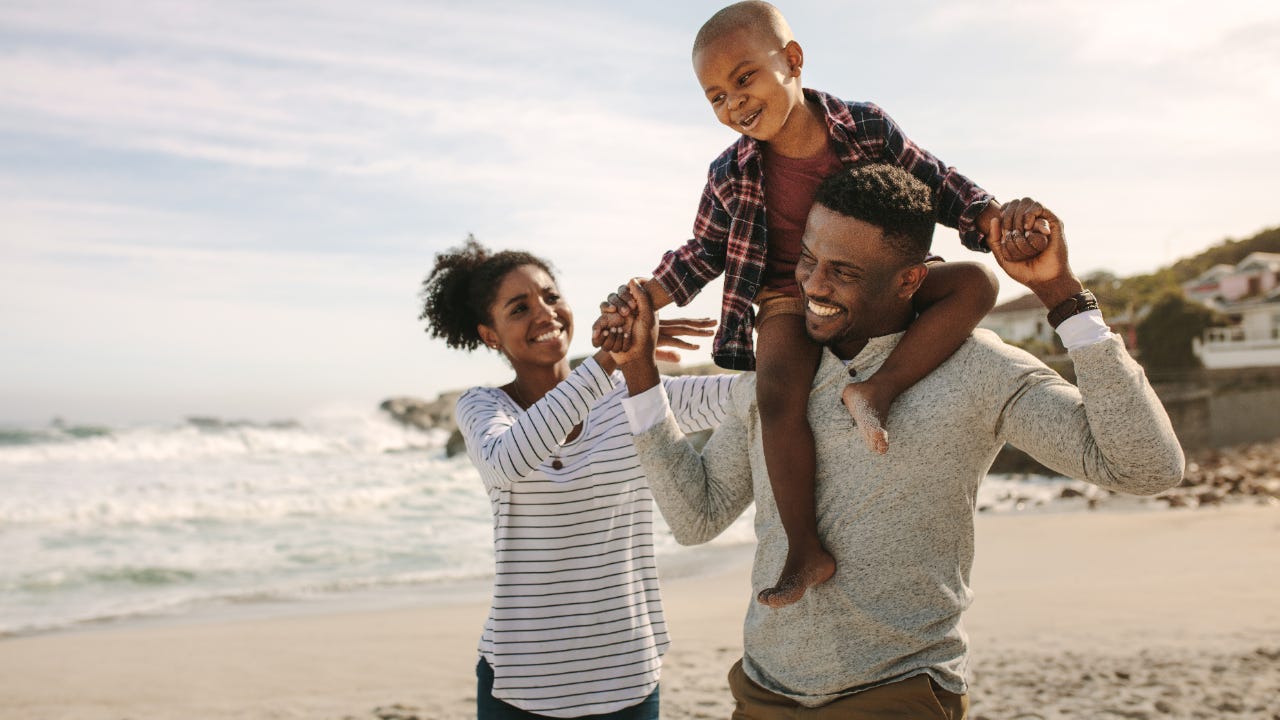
[380,393,462,433]
[380,392,467,456]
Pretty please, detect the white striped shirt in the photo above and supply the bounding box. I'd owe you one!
[455,358,735,717]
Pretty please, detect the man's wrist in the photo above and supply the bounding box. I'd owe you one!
[1029,275,1086,311]
[620,360,660,396]
[1046,289,1099,329]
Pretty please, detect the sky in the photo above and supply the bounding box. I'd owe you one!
[1,0,1277,425]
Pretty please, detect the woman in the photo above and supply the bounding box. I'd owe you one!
[419,238,736,719]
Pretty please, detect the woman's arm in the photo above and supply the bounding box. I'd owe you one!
[662,373,737,434]
[454,358,615,492]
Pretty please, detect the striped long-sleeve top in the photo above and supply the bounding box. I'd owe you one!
[455,357,736,717]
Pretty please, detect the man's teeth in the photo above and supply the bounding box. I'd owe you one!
[533,329,562,342]
[807,300,840,317]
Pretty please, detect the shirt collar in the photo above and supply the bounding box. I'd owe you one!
[817,331,907,386]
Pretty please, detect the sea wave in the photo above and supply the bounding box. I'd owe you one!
[0,410,445,464]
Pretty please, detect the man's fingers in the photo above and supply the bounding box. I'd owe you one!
[629,279,653,314]
[654,349,681,364]
[1021,201,1044,232]
[1025,230,1050,255]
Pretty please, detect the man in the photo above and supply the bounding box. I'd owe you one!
[608,163,1184,718]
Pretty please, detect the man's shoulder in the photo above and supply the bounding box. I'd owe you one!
[953,328,1055,374]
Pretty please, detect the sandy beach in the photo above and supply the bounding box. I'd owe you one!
[1,504,1277,720]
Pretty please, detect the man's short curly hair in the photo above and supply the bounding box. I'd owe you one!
[813,163,937,263]
[418,235,554,352]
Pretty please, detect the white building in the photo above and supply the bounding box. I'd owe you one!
[978,293,1055,348]
[1187,252,1280,369]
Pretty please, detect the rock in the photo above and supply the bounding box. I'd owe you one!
[1060,486,1085,498]
[380,392,462,433]
[446,429,467,458]
[1154,699,1174,714]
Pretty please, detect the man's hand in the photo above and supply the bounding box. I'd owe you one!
[988,198,1084,308]
[609,280,661,394]
[980,201,1049,262]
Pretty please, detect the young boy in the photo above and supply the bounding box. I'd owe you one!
[598,1,1044,608]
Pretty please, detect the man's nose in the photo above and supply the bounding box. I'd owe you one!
[801,265,830,297]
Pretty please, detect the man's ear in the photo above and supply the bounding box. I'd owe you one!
[784,40,804,76]
[478,324,500,351]
[898,263,929,300]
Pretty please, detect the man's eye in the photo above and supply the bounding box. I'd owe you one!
[547,294,561,304]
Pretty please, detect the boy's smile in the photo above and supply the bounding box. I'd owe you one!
[693,26,820,156]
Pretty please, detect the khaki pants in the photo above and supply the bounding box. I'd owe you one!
[728,659,968,719]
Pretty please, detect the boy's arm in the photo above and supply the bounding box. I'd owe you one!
[843,261,998,452]
[651,175,733,306]
[852,102,997,252]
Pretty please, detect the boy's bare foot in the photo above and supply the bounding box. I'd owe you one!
[757,546,836,608]
[842,382,890,454]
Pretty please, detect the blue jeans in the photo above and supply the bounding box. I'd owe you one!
[476,658,660,720]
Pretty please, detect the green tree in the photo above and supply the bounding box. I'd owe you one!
[1135,291,1217,371]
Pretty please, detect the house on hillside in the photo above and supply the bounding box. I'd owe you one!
[980,293,1140,354]
[979,293,1056,350]
[1186,252,1280,369]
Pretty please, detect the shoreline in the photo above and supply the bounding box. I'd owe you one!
[1,505,1276,719]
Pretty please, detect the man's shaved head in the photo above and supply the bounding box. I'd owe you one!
[692,1,795,57]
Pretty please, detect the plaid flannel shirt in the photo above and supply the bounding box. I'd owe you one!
[652,89,995,370]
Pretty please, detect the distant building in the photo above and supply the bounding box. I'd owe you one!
[1187,252,1280,369]
[980,292,1140,353]
[978,293,1056,349]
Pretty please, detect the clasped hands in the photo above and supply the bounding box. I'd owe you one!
[591,280,713,366]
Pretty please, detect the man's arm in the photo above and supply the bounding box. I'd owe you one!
[610,281,755,545]
[989,200,1185,493]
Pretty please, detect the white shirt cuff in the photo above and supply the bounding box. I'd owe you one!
[1056,309,1111,351]
[621,383,669,434]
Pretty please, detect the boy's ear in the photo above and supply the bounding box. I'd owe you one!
[784,40,804,76]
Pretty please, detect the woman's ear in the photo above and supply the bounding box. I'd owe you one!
[478,324,500,351]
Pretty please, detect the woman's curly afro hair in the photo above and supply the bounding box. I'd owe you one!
[418,235,555,351]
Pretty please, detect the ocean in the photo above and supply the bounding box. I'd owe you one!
[0,408,1104,637]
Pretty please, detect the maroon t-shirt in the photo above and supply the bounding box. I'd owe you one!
[761,141,844,296]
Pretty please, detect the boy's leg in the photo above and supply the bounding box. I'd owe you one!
[754,309,834,608]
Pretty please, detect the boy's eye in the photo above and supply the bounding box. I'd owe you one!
[710,93,725,105]
[737,71,753,85]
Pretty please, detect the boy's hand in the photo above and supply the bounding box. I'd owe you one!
[599,279,645,318]
[981,202,1049,262]
[987,198,1083,307]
